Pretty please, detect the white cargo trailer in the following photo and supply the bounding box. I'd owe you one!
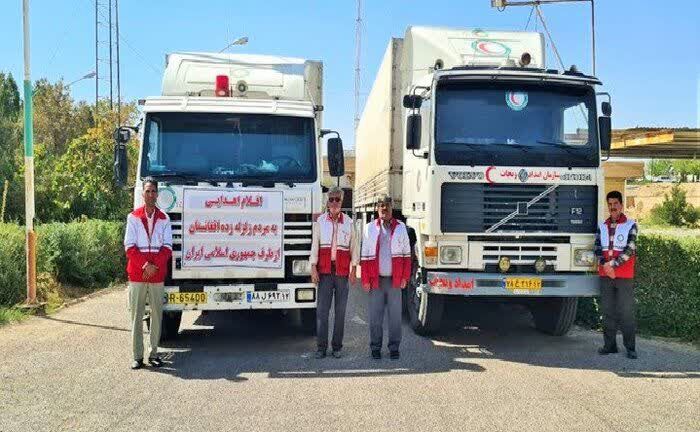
[355,27,610,336]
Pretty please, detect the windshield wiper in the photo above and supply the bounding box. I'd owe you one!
[149,172,218,186]
[240,178,276,188]
[536,140,580,157]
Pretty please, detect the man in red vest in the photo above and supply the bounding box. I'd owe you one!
[360,195,411,360]
[595,190,638,359]
[124,179,173,369]
[310,186,359,359]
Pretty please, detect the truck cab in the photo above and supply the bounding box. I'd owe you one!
[114,52,344,338]
[355,27,611,336]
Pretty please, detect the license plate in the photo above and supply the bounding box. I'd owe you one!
[505,277,542,292]
[168,292,208,304]
[246,290,290,303]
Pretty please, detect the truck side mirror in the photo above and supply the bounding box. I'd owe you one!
[601,101,612,116]
[403,94,423,109]
[406,113,422,150]
[327,137,345,177]
[599,116,611,152]
[113,127,130,188]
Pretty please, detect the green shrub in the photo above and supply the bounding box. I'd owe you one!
[38,221,126,287]
[0,220,126,306]
[649,185,700,227]
[577,234,700,341]
[0,223,26,305]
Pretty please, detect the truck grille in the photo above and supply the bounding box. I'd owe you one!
[441,184,597,234]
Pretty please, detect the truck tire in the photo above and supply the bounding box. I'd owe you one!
[299,308,317,335]
[530,297,578,336]
[160,311,182,341]
[146,311,182,341]
[405,269,444,336]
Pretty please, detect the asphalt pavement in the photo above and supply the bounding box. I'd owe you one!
[1,285,699,432]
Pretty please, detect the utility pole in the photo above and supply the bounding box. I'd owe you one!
[22,0,37,304]
[115,0,121,124]
[354,0,362,133]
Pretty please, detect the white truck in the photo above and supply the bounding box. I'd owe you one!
[354,27,611,336]
[114,52,345,339]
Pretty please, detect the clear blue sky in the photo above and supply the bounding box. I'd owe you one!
[2,0,698,149]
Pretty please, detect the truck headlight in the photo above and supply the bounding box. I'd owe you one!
[574,249,596,266]
[292,260,311,276]
[440,246,462,264]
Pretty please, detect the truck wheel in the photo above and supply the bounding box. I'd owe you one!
[299,309,317,335]
[160,311,182,341]
[146,311,182,341]
[530,297,578,336]
[405,269,444,336]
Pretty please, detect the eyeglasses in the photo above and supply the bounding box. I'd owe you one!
[328,197,341,203]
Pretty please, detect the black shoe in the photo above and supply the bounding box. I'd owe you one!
[598,346,618,355]
[371,350,381,360]
[331,350,342,359]
[131,359,144,370]
[389,351,400,360]
[626,349,638,359]
[314,349,327,359]
[148,357,164,368]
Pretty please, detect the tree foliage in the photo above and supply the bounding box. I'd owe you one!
[1,73,139,223]
[649,185,700,227]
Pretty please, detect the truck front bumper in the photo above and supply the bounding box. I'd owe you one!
[421,271,600,297]
[162,283,317,311]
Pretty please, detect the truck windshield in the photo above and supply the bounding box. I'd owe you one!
[434,81,598,167]
[140,112,317,183]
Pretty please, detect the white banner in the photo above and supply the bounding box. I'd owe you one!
[182,188,284,269]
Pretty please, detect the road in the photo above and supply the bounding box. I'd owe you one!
[1,285,699,432]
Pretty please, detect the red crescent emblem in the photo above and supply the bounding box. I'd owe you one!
[478,42,495,54]
[485,166,495,184]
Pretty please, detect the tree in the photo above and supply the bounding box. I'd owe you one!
[648,159,673,178]
[32,79,93,155]
[650,185,700,227]
[671,159,700,182]
[0,73,20,119]
[0,73,22,222]
[2,73,140,223]
[49,101,139,221]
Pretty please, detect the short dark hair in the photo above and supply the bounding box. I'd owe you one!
[606,190,623,204]
[142,178,158,190]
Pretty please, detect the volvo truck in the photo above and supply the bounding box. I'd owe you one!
[354,27,611,336]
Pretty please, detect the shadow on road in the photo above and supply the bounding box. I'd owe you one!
[37,315,130,333]
[149,290,487,381]
[144,289,699,382]
[435,298,700,379]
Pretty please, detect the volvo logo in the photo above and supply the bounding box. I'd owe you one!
[518,169,529,183]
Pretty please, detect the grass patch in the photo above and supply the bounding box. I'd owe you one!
[0,307,29,326]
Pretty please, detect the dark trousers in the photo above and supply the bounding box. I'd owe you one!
[600,277,636,351]
[369,276,402,352]
[316,269,349,352]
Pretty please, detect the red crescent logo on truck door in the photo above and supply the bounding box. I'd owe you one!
[485,166,495,184]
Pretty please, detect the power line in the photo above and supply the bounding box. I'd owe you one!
[524,5,535,30]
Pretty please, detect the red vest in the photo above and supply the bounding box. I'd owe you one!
[317,212,353,276]
[360,219,412,289]
[598,214,636,279]
[124,206,173,283]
